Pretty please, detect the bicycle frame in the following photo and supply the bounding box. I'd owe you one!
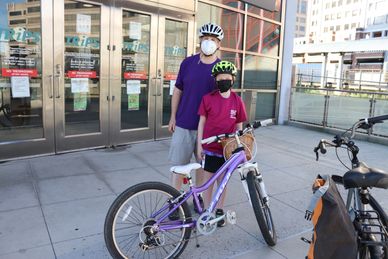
[150,150,247,231]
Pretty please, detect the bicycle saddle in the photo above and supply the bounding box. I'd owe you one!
[170,163,201,177]
[343,162,388,189]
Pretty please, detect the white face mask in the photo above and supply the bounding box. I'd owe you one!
[200,39,218,56]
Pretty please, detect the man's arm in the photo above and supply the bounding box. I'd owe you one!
[168,87,182,133]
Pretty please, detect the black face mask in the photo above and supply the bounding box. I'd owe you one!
[216,80,233,93]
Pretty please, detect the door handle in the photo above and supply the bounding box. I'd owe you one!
[48,75,53,98]
[156,78,162,96]
[55,64,62,99]
[152,77,162,96]
[55,74,61,98]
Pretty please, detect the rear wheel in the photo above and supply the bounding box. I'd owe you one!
[246,171,277,246]
[104,182,192,259]
[369,195,388,259]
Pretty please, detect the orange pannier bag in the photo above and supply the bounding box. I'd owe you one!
[304,174,357,259]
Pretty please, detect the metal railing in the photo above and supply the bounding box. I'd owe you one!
[289,86,388,138]
[295,72,388,92]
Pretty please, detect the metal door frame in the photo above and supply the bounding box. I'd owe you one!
[109,2,195,144]
[0,0,55,161]
[52,0,110,152]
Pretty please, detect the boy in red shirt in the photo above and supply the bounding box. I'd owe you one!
[197,61,247,227]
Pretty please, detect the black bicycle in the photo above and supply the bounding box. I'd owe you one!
[313,115,388,259]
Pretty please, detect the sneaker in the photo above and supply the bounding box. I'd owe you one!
[168,204,180,221]
[215,208,226,227]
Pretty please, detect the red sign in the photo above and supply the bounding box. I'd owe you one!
[67,70,97,78]
[164,73,177,80]
[124,72,147,80]
[2,68,38,77]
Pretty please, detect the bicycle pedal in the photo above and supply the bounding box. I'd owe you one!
[226,210,237,225]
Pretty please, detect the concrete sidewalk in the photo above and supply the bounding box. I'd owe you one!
[0,125,387,259]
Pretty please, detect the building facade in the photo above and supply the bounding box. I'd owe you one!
[305,0,387,44]
[0,0,290,161]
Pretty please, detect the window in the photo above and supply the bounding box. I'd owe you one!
[332,1,337,7]
[324,27,328,32]
[351,23,357,28]
[346,0,351,4]
[9,11,22,16]
[330,26,334,31]
[300,26,305,32]
[9,19,26,25]
[326,3,330,8]
[300,1,307,14]
[338,0,343,6]
[344,24,349,29]
[352,10,358,16]
[325,15,329,21]
[336,25,340,31]
[300,17,306,23]
[345,11,350,17]
[337,13,341,19]
[373,31,382,38]
[27,6,40,13]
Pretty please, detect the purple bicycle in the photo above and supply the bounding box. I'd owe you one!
[104,119,276,258]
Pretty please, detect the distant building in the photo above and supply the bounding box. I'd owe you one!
[293,0,388,90]
[305,0,387,43]
[295,0,308,38]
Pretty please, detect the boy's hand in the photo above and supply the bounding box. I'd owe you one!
[196,145,204,162]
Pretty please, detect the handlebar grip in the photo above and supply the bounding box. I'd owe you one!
[320,142,327,154]
[201,136,217,144]
[361,114,388,124]
[253,119,273,128]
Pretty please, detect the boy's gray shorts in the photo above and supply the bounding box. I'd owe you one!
[168,126,197,165]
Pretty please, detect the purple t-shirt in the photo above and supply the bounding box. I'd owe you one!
[175,54,219,130]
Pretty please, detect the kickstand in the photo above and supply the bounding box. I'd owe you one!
[193,229,200,248]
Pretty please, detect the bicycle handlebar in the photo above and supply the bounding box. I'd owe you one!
[201,119,273,145]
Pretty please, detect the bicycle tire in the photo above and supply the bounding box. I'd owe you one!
[369,195,388,259]
[104,182,192,259]
[246,171,277,246]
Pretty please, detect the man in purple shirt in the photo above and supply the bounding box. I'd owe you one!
[168,23,224,193]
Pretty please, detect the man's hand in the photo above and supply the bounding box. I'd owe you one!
[168,117,176,133]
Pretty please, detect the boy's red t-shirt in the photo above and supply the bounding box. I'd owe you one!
[198,90,247,155]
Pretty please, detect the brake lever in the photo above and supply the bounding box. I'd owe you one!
[313,146,319,161]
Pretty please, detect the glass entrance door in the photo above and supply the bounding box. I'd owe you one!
[0,0,54,160]
[110,4,194,144]
[52,0,110,152]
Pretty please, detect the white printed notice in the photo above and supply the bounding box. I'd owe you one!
[76,14,91,34]
[11,76,30,98]
[126,80,141,94]
[169,80,176,95]
[71,78,89,93]
[129,22,141,40]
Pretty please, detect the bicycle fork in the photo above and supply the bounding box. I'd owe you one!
[237,163,270,207]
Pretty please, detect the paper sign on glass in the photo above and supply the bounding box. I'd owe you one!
[169,80,176,95]
[76,14,91,34]
[128,94,139,111]
[126,80,141,94]
[129,22,141,40]
[11,76,30,98]
[71,78,89,93]
[74,93,87,111]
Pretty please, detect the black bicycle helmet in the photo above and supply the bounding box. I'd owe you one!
[212,61,237,77]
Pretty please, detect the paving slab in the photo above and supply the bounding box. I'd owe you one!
[0,206,51,255]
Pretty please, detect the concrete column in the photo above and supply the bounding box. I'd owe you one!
[337,52,344,89]
[383,51,388,85]
[278,0,297,124]
[321,53,328,87]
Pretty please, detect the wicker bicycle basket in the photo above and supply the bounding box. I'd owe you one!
[221,132,256,161]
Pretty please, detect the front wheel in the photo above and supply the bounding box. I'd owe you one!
[246,171,277,246]
[104,182,192,259]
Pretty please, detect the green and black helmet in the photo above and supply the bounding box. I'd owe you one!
[211,61,237,77]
